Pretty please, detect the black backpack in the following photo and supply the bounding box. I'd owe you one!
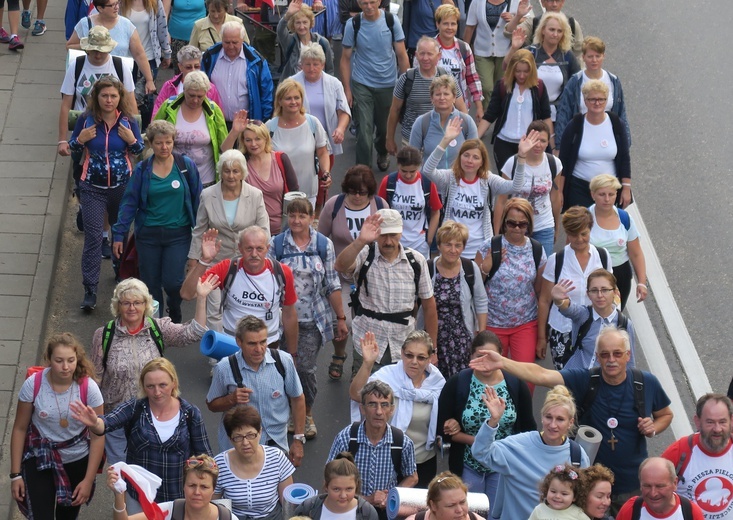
[427,257,475,298]
[331,193,385,221]
[399,67,450,122]
[487,235,543,281]
[170,499,231,520]
[630,495,694,520]
[577,366,645,424]
[351,10,396,49]
[70,54,124,109]
[554,247,610,283]
[384,172,433,226]
[348,421,405,482]
[228,350,286,386]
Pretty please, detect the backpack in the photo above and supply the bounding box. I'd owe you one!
[280,33,330,74]
[487,235,543,281]
[348,421,404,481]
[577,366,645,424]
[330,194,385,221]
[509,152,557,181]
[351,10,396,50]
[219,257,287,314]
[102,317,164,370]
[124,398,195,445]
[630,495,694,520]
[33,370,89,403]
[268,115,320,173]
[399,67,450,122]
[384,172,433,225]
[228,350,286,385]
[573,305,629,352]
[273,151,291,194]
[554,247,610,283]
[419,110,471,141]
[427,257,475,298]
[350,242,421,319]
[673,434,695,484]
[171,498,231,520]
[272,231,330,294]
[71,54,124,109]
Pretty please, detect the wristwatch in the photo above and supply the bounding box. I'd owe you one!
[293,434,306,444]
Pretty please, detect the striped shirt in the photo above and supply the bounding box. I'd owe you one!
[211,47,249,121]
[215,446,295,518]
[207,349,303,452]
[328,422,417,496]
[393,68,463,140]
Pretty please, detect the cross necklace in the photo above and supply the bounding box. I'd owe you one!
[601,381,628,451]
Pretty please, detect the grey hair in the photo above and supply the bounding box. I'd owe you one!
[217,149,249,180]
[145,120,177,142]
[401,329,434,355]
[177,44,202,64]
[360,380,394,405]
[595,325,631,353]
[221,20,246,40]
[110,278,155,318]
[300,42,326,64]
[183,70,211,93]
[416,35,440,54]
[237,225,270,245]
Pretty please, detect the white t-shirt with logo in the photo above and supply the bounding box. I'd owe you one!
[390,176,429,255]
[223,267,282,340]
[448,178,484,258]
[60,57,135,111]
[677,442,733,519]
[344,204,372,241]
[502,154,562,232]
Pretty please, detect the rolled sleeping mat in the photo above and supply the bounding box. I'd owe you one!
[387,487,489,520]
[282,483,317,519]
[576,425,603,464]
[200,330,239,361]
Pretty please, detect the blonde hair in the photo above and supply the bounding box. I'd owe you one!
[110,278,156,318]
[436,220,468,246]
[238,121,273,156]
[581,79,610,98]
[503,49,539,91]
[589,173,621,193]
[434,4,459,24]
[534,12,573,52]
[183,70,211,93]
[44,333,97,382]
[427,472,468,513]
[287,3,315,32]
[274,78,306,117]
[541,385,577,435]
[139,358,181,398]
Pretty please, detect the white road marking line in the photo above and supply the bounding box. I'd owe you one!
[625,205,712,437]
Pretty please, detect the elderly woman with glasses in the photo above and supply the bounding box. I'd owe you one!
[189,0,248,52]
[72,358,214,514]
[155,70,228,188]
[106,454,238,519]
[278,0,334,80]
[153,45,223,117]
[318,166,387,381]
[213,405,295,520]
[87,276,214,464]
[350,331,446,488]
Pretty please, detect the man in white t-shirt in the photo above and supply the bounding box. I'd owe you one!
[181,226,299,354]
[662,394,733,519]
[616,458,704,520]
[57,26,136,157]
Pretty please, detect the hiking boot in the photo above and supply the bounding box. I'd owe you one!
[8,35,24,50]
[81,286,97,312]
[21,10,31,29]
[377,155,389,172]
[32,20,47,36]
[304,415,317,439]
[101,237,112,258]
[0,28,10,43]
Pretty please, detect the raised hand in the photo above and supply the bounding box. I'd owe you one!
[197,273,220,297]
[441,116,463,145]
[482,385,506,425]
[517,0,531,18]
[286,0,302,16]
[231,110,249,134]
[511,27,526,50]
[201,228,221,263]
[358,213,383,244]
[517,129,542,157]
[550,279,574,302]
[69,400,99,428]
[360,331,379,365]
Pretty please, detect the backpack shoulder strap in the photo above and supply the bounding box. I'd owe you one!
[631,367,646,417]
[679,496,694,520]
[270,259,286,304]
[529,238,543,274]
[172,153,188,175]
[352,13,362,47]
[598,247,610,270]
[616,312,629,331]
[405,250,421,302]
[460,257,475,298]
[579,366,602,421]
[269,347,286,382]
[617,208,631,230]
[220,257,240,313]
[675,434,696,484]
[385,10,395,40]
[331,193,347,220]
[375,196,385,210]
[146,317,165,356]
[71,54,87,108]
[124,399,146,440]
[273,233,286,261]
[79,376,89,405]
[389,425,404,479]
[545,152,557,180]
[554,250,565,283]
[315,232,329,263]
[355,242,376,297]
[457,39,469,62]
[427,257,435,280]
[403,68,417,99]
[420,174,432,208]
[305,113,317,135]
[631,496,644,520]
[385,172,399,207]
[102,319,117,370]
[455,369,473,411]
[32,370,44,402]
[568,438,582,467]
[573,306,595,351]
[215,503,232,520]
[348,421,361,457]
[111,56,124,82]
[568,16,576,38]
[487,235,503,280]
[229,354,244,388]
[170,499,187,520]
[273,151,288,192]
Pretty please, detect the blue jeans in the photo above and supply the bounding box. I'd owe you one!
[462,465,500,510]
[532,226,555,256]
[135,225,191,322]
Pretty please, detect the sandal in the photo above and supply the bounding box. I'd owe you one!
[328,355,347,381]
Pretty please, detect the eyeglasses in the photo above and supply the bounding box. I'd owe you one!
[348,189,369,196]
[185,457,217,470]
[403,353,430,362]
[103,1,120,8]
[364,402,393,410]
[230,432,259,443]
[247,119,264,127]
[586,97,607,104]
[505,219,529,229]
[120,300,145,308]
[587,288,614,296]
[597,351,627,360]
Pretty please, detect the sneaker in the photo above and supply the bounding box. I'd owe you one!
[377,154,389,172]
[101,237,112,258]
[0,28,10,44]
[8,36,24,51]
[304,415,317,439]
[76,208,84,232]
[21,10,31,29]
[81,286,97,312]
[32,20,46,36]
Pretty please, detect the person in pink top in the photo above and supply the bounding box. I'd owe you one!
[152,45,222,117]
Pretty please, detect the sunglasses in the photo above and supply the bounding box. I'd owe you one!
[505,219,529,229]
[185,457,217,470]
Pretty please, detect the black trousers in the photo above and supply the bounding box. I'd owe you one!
[23,455,90,520]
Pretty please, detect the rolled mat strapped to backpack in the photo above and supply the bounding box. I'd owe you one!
[200,330,239,361]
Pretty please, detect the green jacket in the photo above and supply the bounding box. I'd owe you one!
[154,94,228,182]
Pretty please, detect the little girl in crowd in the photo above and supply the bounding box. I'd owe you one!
[529,464,590,520]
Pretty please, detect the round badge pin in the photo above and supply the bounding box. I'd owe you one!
[607,417,618,429]
[516,95,524,103]
[600,139,609,148]
[449,139,457,147]
[171,180,181,189]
